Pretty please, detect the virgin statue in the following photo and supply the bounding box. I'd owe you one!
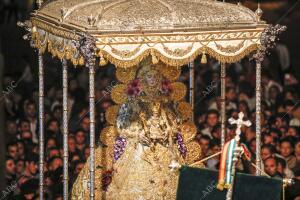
[71,58,202,199]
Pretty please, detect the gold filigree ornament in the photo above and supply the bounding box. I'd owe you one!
[111,84,128,104]
[115,67,137,83]
[105,105,120,125]
[158,63,181,81]
[177,101,192,120]
[170,82,187,101]
[185,141,202,164]
[179,121,197,142]
[100,126,118,148]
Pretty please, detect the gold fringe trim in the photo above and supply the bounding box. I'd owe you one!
[32,31,258,67]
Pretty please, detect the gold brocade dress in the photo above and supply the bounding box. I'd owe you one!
[71,61,202,200]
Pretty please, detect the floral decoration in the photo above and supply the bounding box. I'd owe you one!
[126,79,142,97]
[101,169,114,191]
[113,136,127,162]
[176,133,187,158]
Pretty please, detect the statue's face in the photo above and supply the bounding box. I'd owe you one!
[145,70,159,87]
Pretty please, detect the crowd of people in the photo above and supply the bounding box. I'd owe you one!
[3,48,300,199]
[1,1,300,200]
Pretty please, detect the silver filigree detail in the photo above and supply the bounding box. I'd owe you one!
[252,24,286,62]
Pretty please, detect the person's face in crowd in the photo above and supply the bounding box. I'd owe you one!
[20,121,31,132]
[46,138,57,149]
[245,128,255,142]
[238,93,248,102]
[21,131,32,141]
[49,149,60,158]
[211,145,221,154]
[249,140,256,154]
[212,129,221,139]
[270,130,280,140]
[48,121,59,133]
[226,128,235,141]
[7,121,17,135]
[75,163,84,175]
[84,148,90,160]
[69,79,78,92]
[280,141,293,158]
[101,101,112,111]
[284,91,295,101]
[226,88,236,101]
[53,108,62,121]
[263,135,274,145]
[55,89,63,101]
[277,162,284,176]
[25,104,37,119]
[32,145,39,154]
[275,117,285,128]
[197,114,206,125]
[264,158,277,177]
[207,113,218,128]
[45,176,53,187]
[238,103,248,116]
[68,137,76,153]
[81,117,90,132]
[5,159,16,175]
[269,86,279,100]
[16,160,25,175]
[294,142,300,157]
[261,147,272,161]
[17,142,25,157]
[75,131,86,145]
[8,145,18,159]
[50,158,63,171]
[287,127,297,137]
[72,154,80,162]
[26,161,38,176]
[24,193,35,200]
[199,138,210,155]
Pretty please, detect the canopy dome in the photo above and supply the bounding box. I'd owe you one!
[31,0,266,67]
[38,0,260,33]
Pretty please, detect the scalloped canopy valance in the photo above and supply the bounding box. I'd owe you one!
[31,0,267,67]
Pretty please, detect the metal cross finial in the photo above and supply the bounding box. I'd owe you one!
[228,112,251,141]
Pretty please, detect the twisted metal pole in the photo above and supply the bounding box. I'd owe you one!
[220,63,226,148]
[89,59,96,200]
[62,58,69,199]
[38,51,44,200]
[255,61,262,175]
[189,61,195,122]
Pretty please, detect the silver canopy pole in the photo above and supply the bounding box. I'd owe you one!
[89,60,96,199]
[220,63,226,148]
[38,51,45,200]
[62,58,69,199]
[255,61,262,175]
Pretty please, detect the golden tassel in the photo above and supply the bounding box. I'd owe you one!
[78,56,85,66]
[201,52,207,64]
[217,182,224,191]
[151,50,159,64]
[99,54,108,66]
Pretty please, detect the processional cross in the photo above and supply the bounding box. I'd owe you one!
[226,112,251,200]
[228,112,251,142]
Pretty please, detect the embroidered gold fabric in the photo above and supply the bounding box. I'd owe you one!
[111,84,128,104]
[71,60,202,199]
[31,0,266,67]
[105,105,120,125]
[177,101,192,120]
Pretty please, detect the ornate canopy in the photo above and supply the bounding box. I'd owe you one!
[31,0,266,67]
